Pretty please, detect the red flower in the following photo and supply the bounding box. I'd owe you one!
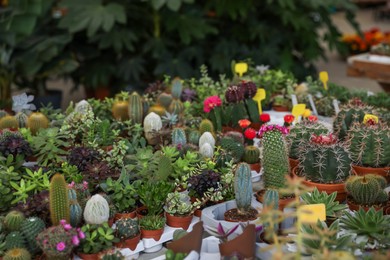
[308,115,318,122]
[203,96,222,113]
[284,115,295,124]
[259,113,270,123]
[244,128,257,140]
[311,134,337,145]
[238,119,251,128]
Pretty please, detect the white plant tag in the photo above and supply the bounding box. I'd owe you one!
[291,94,298,107]
[307,94,318,115]
[333,99,340,114]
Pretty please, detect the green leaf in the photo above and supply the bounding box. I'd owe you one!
[9,14,37,36]
[167,0,181,11]
[106,3,126,24]
[151,0,166,10]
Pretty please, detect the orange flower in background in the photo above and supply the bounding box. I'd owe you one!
[238,119,251,128]
[341,28,390,53]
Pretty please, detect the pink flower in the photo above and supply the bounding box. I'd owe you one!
[72,235,80,246]
[60,219,67,226]
[43,239,48,245]
[78,231,85,239]
[56,242,66,251]
[258,124,289,138]
[63,224,72,231]
[238,119,251,128]
[310,134,337,145]
[203,96,222,113]
[83,181,89,190]
[68,181,75,188]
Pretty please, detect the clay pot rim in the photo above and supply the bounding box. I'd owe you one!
[346,196,386,210]
[292,166,346,187]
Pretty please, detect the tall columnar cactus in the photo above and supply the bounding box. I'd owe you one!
[263,189,279,232]
[49,174,70,226]
[171,78,183,99]
[333,99,373,140]
[0,115,18,130]
[3,248,31,260]
[112,100,129,121]
[243,145,260,164]
[199,119,214,135]
[260,125,290,189]
[115,218,139,239]
[171,128,187,146]
[347,122,390,168]
[157,92,173,109]
[68,189,82,227]
[345,174,388,205]
[299,134,352,184]
[220,137,244,163]
[15,113,28,128]
[128,92,144,124]
[27,112,49,135]
[168,99,184,116]
[20,217,45,254]
[234,163,253,215]
[287,121,329,159]
[4,211,25,232]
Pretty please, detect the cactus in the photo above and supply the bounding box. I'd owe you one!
[234,163,253,215]
[68,189,82,227]
[168,99,184,116]
[0,116,18,130]
[287,121,329,160]
[199,131,215,148]
[3,248,31,260]
[144,112,163,132]
[243,145,260,164]
[224,131,244,144]
[347,122,390,168]
[15,113,28,128]
[157,92,173,109]
[171,128,187,146]
[261,125,290,190]
[157,154,173,181]
[188,130,200,145]
[27,112,49,135]
[49,174,70,226]
[5,232,25,250]
[199,119,214,134]
[115,218,139,240]
[101,249,124,260]
[148,104,166,117]
[199,143,214,158]
[263,189,279,232]
[4,211,25,232]
[112,100,129,121]
[171,78,183,99]
[0,110,9,119]
[84,194,110,225]
[345,174,387,205]
[128,92,144,124]
[376,190,389,204]
[220,137,244,163]
[299,134,352,184]
[333,99,373,140]
[20,217,45,255]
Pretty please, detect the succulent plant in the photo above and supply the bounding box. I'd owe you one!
[11,93,36,114]
[67,146,102,172]
[144,80,167,100]
[84,194,110,225]
[80,223,119,254]
[199,119,214,135]
[68,189,82,228]
[199,131,215,148]
[14,190,50,223]
[49,173,70,226]
[83,161,116,186]
[4,211,25,232]
[188,130,200,145]
[111,100,129,121]
[101,249,125,260]
[3,247,31,260]
[181,88,197,102]
[0,130,32,158]
[165,191,199,216]
[220,136,244,163]
[27,112,49,135]
[199,143,214,158]
[188,169,221,199]
[4,232,26,250]
[223,131,244,144]
[115,218,139,240]
[0,116,19,130]
[345,174,388,206]
[234,163,253,215]
[301,188,347,218]
[157,92,173,109]
[171,127,187,147]
[20,217,45,254]
[143,112,163,133]
[225,85,245,103]
[243,145,260,164]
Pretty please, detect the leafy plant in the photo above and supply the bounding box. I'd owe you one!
[138,181,174,216]
[80,223,119,254]
[0,164,20,213]
[139,215,165,231]
[165,191,200,216]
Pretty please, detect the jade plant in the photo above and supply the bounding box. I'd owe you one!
[79,223,118,254]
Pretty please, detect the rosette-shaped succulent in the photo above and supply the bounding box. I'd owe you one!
[188,169,221,198]
[67,147,102,172]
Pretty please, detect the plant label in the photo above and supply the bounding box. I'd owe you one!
[298,204,326,223]
[253,88,266,114]
[307,94,318,115]
[291,94,298,106]
[292,104,306,122]
[332,99,340,114]
[235,63,248,77]
[319,71,329,90]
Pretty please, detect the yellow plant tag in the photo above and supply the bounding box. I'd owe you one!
[292,104,306,121]
[302,109,311,118]
[235,63,248,77]
[363,114,378,124]
[253,88,266,114]
[298,204,326,223]
[319,71,329,90]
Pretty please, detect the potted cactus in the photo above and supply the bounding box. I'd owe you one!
[242,145,261,172]
[295,133,352,202]
[345,174,389,212]
[347,121,390,182]
[113,218,140,251]
[224,163,258,222]
[100,249,125,260]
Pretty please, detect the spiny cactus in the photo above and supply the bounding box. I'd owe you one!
[171,78,183,99]
[333,99,373,140]
[345,174,388,205]
[261,125,290,190]
[4,211,25,232]
[115,218,139,239]
[199,119,214,134]
[0,115,18,130]
[347,122,390,168]
[234,163,253,215]
[128,92,144,124]
[157,92,173,109]
[299,134,352,184]
[243,145,260,164]
[199,131,215,148]
[3,248,31,260]
[101,249,124,260]
[148,104,166,117]
[68,189,82,227]
[84,194,110,225]
[171,128,187,147]
[27,112,49,135]
[220,137,244,163]
[287,121,329,159]
[143,112,162,133]
[224,131,244,144]
[188,130,200,145]
[112,100,129,121]
[168,99,184,116]
[49,174,70,226]
[263,189,279,232]
[20,217,45,255]
[14,113,28,128]
[5,232,25,250]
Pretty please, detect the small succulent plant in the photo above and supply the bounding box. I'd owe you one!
[187,169,221,199]
[67,147,102,172]
[11,93,36,114]
[0,130,32,158]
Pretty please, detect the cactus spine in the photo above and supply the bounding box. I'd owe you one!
[345,174,388,205]
[220,137,244,163]
[4,211,25,232]
[68,189,82,227]
[5,232,25,250]
[171,128,187,146]
[128,92,144,124]
[83,194,110,225]
[261,126,290,190]
[115,218,139,239]
[199,119,214,134]
[15,113,28,128]
[112,101,129,121]
[243,145,260,164]
[49,174,70,226]
[3,248,31,260]
[0,115,18,130]
[171,78,183,99]
[27,112,49,135]
[347,122,390,168]
[234,163,253,215]
[20,217,45,254]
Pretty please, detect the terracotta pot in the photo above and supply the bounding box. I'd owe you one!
[140,228,164,241]
[352,165,390,183]
[288,158,299,173]
[114,233,141,250]
[114,210,136,222]
[255,189,295,211]
[292,167,347,202]
[194,209,202,218]
[77,252,103,260]
[272,105,289,112]
[219,224,256,258]
[249,162,261,173]
[346,197,385,212]
[167,221,204,253]
[165,213,193,230]
[108,218,114,227]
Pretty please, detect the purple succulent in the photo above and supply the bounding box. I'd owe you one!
[188,169,221,198]
[181,88,197,102]
[0,130,32,158]
[225,85,245,103]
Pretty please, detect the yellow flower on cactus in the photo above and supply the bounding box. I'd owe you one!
[363,114,378,125]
